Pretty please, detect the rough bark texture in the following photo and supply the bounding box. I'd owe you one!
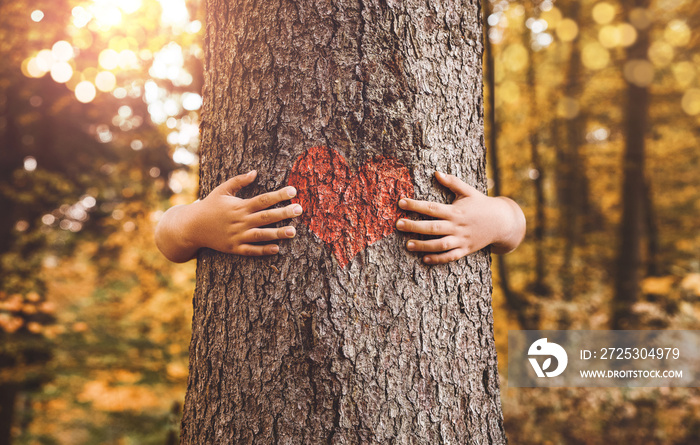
[181,0,506,443]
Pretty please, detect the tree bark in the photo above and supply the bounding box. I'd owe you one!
[181,1,506,443]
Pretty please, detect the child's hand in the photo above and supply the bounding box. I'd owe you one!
[395,171,525,264]
[155,170,303,263]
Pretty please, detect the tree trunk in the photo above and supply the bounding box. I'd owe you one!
[483,0,520,322]
[612,0,651,330]
[525,26,548,298]
[181,1,506,443]
[555,1,592,303]
[0,385,17,445]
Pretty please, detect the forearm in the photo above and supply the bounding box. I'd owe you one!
[489,196,526,255]
[155,203,200,263]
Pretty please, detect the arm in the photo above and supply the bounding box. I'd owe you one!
[155,170,303,263]
[395,171,526,264]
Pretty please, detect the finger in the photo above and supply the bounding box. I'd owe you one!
[435,171,478,197]
[235,243,280,256]
[217,170,257,196]
[423,248,467,265]
[398,197,451,219]
[247,203,303,227]
[395,218,452,235]
[406,236,459,253]
[247,186,297,212]
[241,226,296,243]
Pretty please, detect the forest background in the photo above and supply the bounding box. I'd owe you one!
[0,0,698,443]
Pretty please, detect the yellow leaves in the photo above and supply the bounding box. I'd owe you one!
[72,321,88,332]
[166,361,189,380]
[641,276,676,296]
[0,313,23,333]
[680,274,700,297]
[78,380,161,412]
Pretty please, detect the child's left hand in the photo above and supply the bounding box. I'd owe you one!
[396,171,526,264]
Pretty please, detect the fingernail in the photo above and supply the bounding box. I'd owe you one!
[407,241,415,250]
[293,204,303,215]
[399,199,407,208]
[249,170,257,176]
[287,187,297,198]
[435,171,443,178]
[396,219,405,229]
[286,227,295,237]
[271,245,279,253]
[424,256,432,264]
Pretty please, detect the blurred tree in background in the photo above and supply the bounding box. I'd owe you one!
[1,0,203,443]
[0,0,698,443]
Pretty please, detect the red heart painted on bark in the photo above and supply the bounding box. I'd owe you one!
[288,146,415,268]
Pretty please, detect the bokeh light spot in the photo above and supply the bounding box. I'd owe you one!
[672,61,695,88]
[618,23,637,47]
[623,59,655,87]
[31,10,44,22]
[52,41,74,62]
[35,49,54,72]
[50,62,74,83]
[665,20,690,47]
[582,42,610,70]
[541,7,562,28]
[556,19,579,42]
[681,89,700,116]
[499,81,520,105]
[24,156,38,172]
[95,71,117,92]
[598,25,620,48]
[99,49,119,70]
[120,0,143,14]
[118,105,133,118]
[75,81,97,103]
[592,2,615,25]
[629,8,652,30]
[648,41,674,67]
[24,58,45,78]
[182,93,202,111]
[502,44,528,72]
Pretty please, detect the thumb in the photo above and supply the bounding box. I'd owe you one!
[217,170,257,196]
[435,171,478,197]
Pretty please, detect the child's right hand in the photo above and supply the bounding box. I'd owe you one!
[155,170,303,263]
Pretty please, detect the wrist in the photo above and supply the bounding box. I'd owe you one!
[490,196,526,254]
[179,200,203,252]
